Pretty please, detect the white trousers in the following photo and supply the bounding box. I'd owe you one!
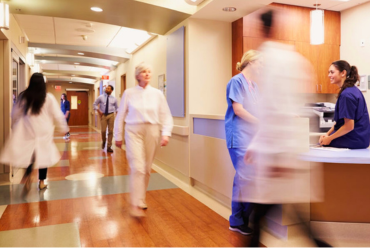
[125,123,160,206]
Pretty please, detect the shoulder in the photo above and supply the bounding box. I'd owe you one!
[341,87,360,99]
[228,74,243,86]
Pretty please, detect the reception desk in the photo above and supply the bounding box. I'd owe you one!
[301,149,370,223]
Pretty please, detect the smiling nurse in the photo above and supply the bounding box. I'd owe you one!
[319,60,370,149]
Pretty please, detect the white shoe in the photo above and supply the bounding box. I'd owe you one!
[138,202,148,209]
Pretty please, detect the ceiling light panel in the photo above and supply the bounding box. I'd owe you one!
[91,7,103,12]
[108,27,153,49]
[13,14,55,44]
[54,18,120,46]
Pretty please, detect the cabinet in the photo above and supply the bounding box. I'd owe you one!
[233,3,341,94]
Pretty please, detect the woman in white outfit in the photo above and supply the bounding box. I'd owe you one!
[0,73,69,192]
[114,62,173,217]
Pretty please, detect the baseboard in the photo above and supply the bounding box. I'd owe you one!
[310,221,370,247]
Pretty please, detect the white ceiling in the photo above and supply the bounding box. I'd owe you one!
[11,0,370,85]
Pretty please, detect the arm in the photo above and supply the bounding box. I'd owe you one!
[320,118,354,146]
[11,100,24,129]
[114,92,129,147]
[114,98,119,114]
[159,94,173,146]
[65,101,70,118]
[93,96,103,117]
[232,102,259,124]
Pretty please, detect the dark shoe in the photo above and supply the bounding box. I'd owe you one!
[102,142,106,149]
[107,147,113,153]
[38,181,48,190]
[229,225,253,235]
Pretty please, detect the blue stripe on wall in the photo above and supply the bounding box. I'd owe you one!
[193,118,226,140]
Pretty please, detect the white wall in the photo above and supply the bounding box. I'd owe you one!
[188,18,232,116]
[341,2,370,105]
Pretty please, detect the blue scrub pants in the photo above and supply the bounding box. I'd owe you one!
[228,147,254,227]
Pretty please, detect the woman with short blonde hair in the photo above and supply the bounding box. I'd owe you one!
[114,62,173,217]
[225,49,261,235]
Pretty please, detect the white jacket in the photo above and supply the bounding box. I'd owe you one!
[236,41,322,204]
[0,93,69,168]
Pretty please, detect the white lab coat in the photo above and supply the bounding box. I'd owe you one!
[236,41,321,204]
[0,93,69,168]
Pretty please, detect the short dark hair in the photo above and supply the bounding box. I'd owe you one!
[260,10,274,38]
[107,85,114,91]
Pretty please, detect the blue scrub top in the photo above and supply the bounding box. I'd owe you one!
[330,86,370,149]
[225,73,259,149]
[61,100,70,115]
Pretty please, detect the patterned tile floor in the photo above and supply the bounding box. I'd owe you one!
[0,127,253,247]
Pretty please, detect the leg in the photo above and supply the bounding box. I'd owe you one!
[107,114,114,149]
[38,168,48,190]
[250,204,275,247]
[141,124,160,207]
[228,148,252,227]
[125,124,146,216]
[101,115,108,148]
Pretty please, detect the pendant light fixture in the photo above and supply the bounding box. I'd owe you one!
[310,2,324,45]
[0,1,9,30]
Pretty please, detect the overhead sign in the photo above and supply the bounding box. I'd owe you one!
[102,75,109,80]
[55,85,61,90]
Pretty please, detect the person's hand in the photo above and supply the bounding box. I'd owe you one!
[319,134,328,145]
[115,141,122,148]
[64,114,68,119]
[160,136,169,147]
[244,150,255,164]
[320,135,333,146]
[98,110,103,118]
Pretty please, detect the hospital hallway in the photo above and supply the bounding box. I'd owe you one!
[0,126,257,247]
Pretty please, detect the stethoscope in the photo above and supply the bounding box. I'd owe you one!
[242,74,258,104]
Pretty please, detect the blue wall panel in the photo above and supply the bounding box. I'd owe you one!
[193,118,226,140]
[166,26,185,117]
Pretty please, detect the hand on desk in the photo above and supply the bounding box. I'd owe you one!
[319,134,332,146]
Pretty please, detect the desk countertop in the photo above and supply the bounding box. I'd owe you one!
[300,148,370,164]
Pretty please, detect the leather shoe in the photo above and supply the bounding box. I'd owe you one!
[102,142,106,149]
[107,147,113,153]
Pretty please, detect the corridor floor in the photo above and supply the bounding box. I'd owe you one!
[0,127,254,247]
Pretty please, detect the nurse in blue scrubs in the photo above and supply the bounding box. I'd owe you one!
[320,60,370,149]
[225,50,261,235]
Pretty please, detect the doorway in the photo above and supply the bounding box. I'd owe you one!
[121,74,126,97]
[67,91,89,126]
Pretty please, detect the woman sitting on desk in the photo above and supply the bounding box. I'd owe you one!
[320,60,370,149]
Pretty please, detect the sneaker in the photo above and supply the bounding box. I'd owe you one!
[63,136,66,140]
[138,203,148,209]
[66,132,70,138]
[229,225,253,235]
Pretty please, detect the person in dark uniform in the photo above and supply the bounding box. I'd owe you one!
[61,93,70,139]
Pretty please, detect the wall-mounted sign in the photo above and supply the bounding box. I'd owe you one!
[102,75,109,80]
[55,85,62,91]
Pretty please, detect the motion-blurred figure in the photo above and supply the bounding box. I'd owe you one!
[0,73,69,192]
[238,10,327,247]
[114,62,173,217]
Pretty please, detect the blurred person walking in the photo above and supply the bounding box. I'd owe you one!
[0,73,69,192]
[225,50,261,235]
[93,85,118,153]
[241,10,329,247]
[114,62,173,217]
[319,60,370,148]
[61,93,71,140]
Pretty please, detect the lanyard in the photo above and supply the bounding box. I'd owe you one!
[241,74,258,104]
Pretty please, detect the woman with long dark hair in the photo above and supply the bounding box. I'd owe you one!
[0,73,69,192]
[319,60,370,148]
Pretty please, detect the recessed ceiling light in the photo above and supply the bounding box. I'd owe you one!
[222,7,237,12]
[74,63,80,65]
[91,7,103,12]
[78,52,84,55]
